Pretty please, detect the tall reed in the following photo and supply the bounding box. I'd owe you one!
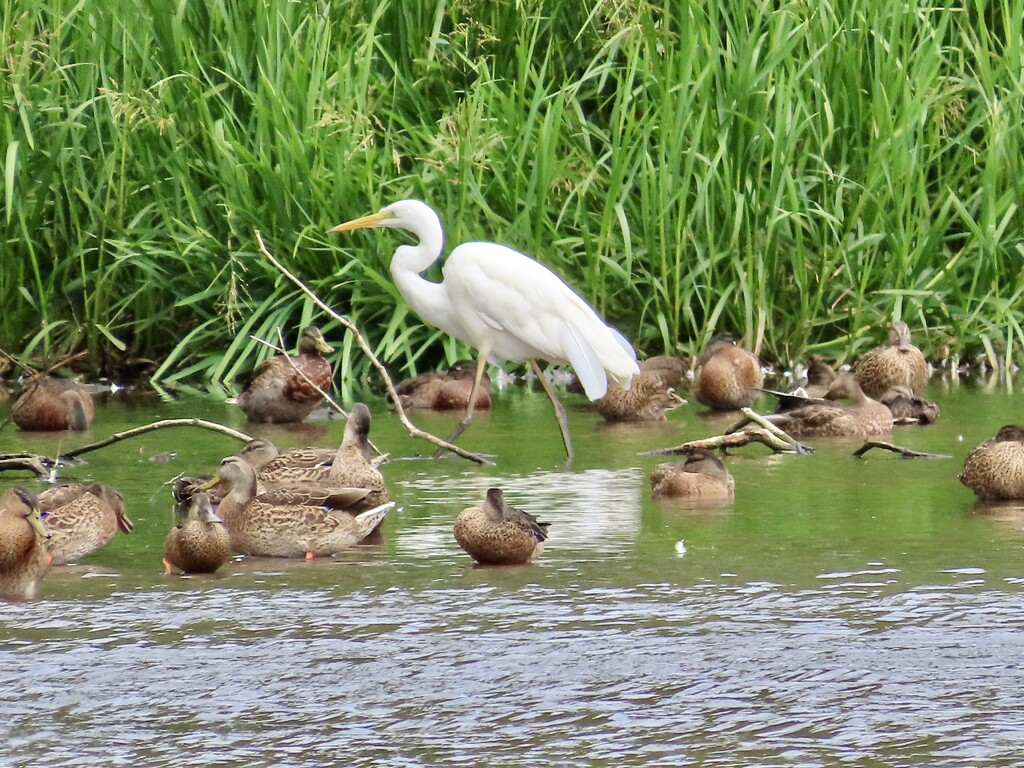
[2,0,1022,388]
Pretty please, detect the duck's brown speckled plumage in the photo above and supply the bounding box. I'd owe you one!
[693,334,764,411]
[257,404,388,513]
[12,375,94,431]
[163,491,230,574]
[650,450,735,501]
[767,373,893,437]
[236,326,334,423]
[394,360,492,411]
[594,371,685,422]
[237,438,336,475]
[207,456,391,558]
[38,483,133,566]
[851,321,929,398]
[0,487,50,602]
[453,488,549,565]
[959,425,1024,500]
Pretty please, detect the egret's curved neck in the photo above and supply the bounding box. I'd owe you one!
[389,241,459,335]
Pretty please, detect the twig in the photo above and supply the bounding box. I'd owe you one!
[58,419,253,462]
[852,441,952,460]
[254,230,490,465]
[642,425,811,456]
[0,456,52,479]
[727,407,815,454]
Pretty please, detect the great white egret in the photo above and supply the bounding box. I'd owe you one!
[329,199,639,460]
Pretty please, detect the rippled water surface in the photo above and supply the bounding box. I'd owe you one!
[2,379,1024,766]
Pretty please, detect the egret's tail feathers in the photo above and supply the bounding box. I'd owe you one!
[609,327,638,360]
[559,323,607,400]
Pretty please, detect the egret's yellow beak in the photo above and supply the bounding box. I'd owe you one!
[329,209,393,234]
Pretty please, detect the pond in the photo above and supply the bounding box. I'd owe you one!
[1,374,1023,766]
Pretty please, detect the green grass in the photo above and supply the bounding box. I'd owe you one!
[3,0,1024,389]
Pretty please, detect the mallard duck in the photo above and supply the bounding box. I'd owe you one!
[650,449,735,501]
[0,486,50,601]
[258,404,388,512]
[163,491,231,574]
[394,360,492,411]
[594,371,686,422]
[693,334,764,411]
[12,374,94,431]
[204,455,392,558]
[879,385,939,425]
[236,438,335,474]
[175,442,372,517]
[236,326,334,423]
[453,488,549,565]
[38,483,134,566]
[638,355,689,388]
[851,321,929,397]
[765,373,893,437]
[959,425,1024,500]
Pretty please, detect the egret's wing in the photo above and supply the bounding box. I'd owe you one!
[445,242,638,390]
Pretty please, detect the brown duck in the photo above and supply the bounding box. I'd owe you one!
[12,375,94,431]
[851,321,929,397]
[766,373,893,437]
[594,371,686,422]
[394,360,492,411]
[959,425,1024,500]
[693,334,764,411]
[38,483,134,566]
[258,404,389,513]
[453,488,549,565]
[204,455,392,558]
[236,326,334,423]
[879,385,939,425]
[236,438,335,475]
[650,449,735,501]
[638,355,689,388]
[0,486,51,602]
[163,491,230,574]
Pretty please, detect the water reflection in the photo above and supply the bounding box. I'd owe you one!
[395,468,643,558]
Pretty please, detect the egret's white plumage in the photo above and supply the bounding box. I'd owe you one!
[331,199,639,458]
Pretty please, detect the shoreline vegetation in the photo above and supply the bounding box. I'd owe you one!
[3,0,1023,396]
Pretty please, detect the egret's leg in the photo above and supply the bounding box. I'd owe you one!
[529,359,574,461]
[433,355,488,457]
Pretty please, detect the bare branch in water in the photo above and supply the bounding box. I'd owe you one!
[254,230,490,465]
[645,408,815,456]
[0,419,253,478]
[852,441,952,460]
[57,419,253,462]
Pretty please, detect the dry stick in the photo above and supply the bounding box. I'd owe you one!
[0,457,51,479]
[852,441,952,460]
[642,426,802,456]
[254,230,489,466]
[57,419,253,462]
[728,407,814,454]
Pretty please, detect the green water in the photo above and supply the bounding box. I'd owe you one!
[1,376,1023,766]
